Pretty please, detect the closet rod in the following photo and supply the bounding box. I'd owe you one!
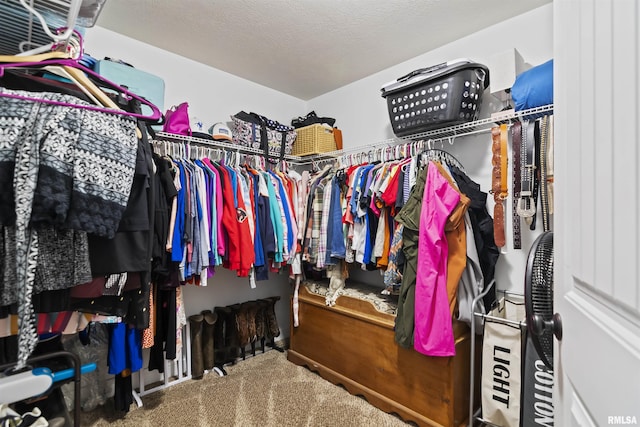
[153,131,307,163]
[473,312,526,328]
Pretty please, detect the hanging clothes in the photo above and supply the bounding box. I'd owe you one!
[449,165,500,312]
[0,88,139,368]
[153,151,302,283]
[433,162,470,318]
[412,161,461,357]
[394,162,428,348]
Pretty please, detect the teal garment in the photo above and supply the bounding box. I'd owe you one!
[393,164,427,348]
[263,172,284,263]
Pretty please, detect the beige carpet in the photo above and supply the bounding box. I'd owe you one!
[80,350,411,427]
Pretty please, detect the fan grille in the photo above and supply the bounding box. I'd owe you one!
[525,232,554,368]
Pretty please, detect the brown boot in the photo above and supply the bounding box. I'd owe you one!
[245,301,259,344]
[263,296,281,339]
[201,310,218,371]
[255,300,269,353]
[245,301,260,356]
[188,314,204,379]
[231,303,250,359]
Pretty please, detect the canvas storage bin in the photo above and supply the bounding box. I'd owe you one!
[481,296,525,427]
[380,59,490,136]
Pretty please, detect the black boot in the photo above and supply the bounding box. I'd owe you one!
[262,296,284,352]
[201,310,218,371]
[213,306,232,372]
[225,304,241,363]
[188,314,204,379]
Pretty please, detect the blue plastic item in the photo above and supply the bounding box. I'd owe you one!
[94,59,165,117]
[51,362,97,383]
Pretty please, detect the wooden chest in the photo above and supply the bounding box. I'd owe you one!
[287,285,477,427]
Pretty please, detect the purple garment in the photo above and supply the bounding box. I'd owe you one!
[203,158,225,258]
[414,162,460,357]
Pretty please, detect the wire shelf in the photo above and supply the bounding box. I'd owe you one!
[155,105,553,167]
[0,0,77,54]
[319,104,555,159]
[0,0,107,56]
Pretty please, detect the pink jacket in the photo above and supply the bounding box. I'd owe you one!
[414,162,460,357]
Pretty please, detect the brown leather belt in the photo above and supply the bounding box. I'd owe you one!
[491,124,508,248]
[511,121,522,250]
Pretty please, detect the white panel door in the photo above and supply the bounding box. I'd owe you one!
[554,0,640,426]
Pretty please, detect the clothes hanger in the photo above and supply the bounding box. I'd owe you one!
[0,29,122,112]
[38,65,101,105]
[422,147,465,171]
[0,58,162,122]
[0,51,70,63]
[1,53,145,139]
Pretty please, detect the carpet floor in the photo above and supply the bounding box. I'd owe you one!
[80,349,412,426]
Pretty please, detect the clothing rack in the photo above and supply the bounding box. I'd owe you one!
[137,323,193,398]
[0,350,82,426]
[154,104,553,169]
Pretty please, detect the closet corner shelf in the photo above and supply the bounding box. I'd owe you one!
[154,104,553,166]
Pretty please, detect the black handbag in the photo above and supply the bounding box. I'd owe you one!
[230,111,296,163]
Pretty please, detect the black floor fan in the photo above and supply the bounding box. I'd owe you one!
[524,231,563,369]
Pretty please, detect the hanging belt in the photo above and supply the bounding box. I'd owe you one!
[511,121,522,250]
[491,124,508,248]
[530,119,541,231]
[539,115,551,232]
[517,120,537,223]
[546,115,555,221]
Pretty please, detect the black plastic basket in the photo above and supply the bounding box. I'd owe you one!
[381,59,490,136]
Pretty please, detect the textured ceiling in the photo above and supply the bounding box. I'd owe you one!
[97,0,551,100]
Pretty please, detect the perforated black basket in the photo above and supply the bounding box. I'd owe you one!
[381,59,490,136]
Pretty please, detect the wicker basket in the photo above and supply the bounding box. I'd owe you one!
[292,124,337,156]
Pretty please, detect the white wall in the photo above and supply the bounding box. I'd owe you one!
[85,26,307,134]
[308,4,553,148]
[307,3,554,294]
